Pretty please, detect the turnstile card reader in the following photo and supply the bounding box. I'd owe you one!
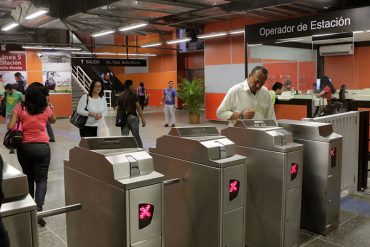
[149,126,247,247]
[278,120,343,235]
[1,164,38,247]
[65,136,164,247]
[222,120,303,247]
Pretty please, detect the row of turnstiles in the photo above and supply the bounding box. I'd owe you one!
[1,119,343,247]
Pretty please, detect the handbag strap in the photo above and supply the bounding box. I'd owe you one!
[85,94,89,111]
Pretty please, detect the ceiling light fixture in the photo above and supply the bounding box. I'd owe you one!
[119,23,148,32]
[353,31,365,34]
[1,22,19,31]
[275,38,303,44]
[312,33,335,37]
[166,37,191,44]
[92,30,115,37]
[229,29,245,35]
[247,44,262,47]
[22,45,81,51]
[366,30,370,33]
[25,9,49,20]
[71,51,156,57]
[140,42,162,48]
[197,32,227,39]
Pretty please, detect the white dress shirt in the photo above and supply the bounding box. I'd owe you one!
[216,80,276,126]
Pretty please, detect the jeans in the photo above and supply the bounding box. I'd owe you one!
[17,143,51,211]
[79,126,98,137]
[164,104,175,125]
[121,114,143,148]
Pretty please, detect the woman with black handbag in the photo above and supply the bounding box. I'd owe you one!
[76,80,107,137]
[7,82,56,227]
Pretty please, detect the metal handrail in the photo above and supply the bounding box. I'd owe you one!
[72,66,91,94]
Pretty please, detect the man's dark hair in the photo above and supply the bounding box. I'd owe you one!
[124,80,133,90]
[14,72,22,77]
[4,84,12,90]
[250,66,268,76]
[272,82,283,91]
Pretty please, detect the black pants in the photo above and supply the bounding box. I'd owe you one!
[79,126,98,137]
[138,96,145,110]
[0,220,9,247]
[17,143,51,211]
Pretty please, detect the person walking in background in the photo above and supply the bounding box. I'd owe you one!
[0,155,10,246]
[45,91,55,142]
[160,81,176,127]
[0,75,4,92]
[13,72,27,95]
[77,80,107,137]
[0,84,24,153]
[269,82,284,104]
[7,82,56,227]
[117,80,146,148]
[137,82,146,110]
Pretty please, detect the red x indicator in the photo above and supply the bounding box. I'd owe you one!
[291,163,299,180]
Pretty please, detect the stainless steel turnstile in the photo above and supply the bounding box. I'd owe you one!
[65,137,164,247]
[1,164,38,247]
[149,126,247,247]
[278,120,343,235]
[222,120,303,247]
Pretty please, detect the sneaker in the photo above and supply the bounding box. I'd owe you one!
[171,124,175,127]
[38,218,46,227]
[164,124,169,127]
[9,149,14,154]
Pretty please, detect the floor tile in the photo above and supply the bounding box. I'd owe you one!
[302,238,344,247]
[38,231,66,247]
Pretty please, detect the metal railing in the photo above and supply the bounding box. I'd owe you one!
[71,66,91,94]
[303,111,360,197]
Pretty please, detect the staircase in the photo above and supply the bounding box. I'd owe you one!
[71,76,86,109]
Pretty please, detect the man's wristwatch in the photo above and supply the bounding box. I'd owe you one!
[239,112,244,119]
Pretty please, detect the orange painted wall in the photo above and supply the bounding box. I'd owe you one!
[324,46,370,89]
[205,93,226,120]
[26,50,43,83]
[274,104,307,120]
[49,94,72,117]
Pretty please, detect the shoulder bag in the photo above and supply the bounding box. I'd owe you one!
[3,121,23,150]
[70,95,89,129]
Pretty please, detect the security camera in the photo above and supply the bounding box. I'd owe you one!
[37,52,43,58]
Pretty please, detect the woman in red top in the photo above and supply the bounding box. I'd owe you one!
[7,82,56,227]
[318,76,336,102]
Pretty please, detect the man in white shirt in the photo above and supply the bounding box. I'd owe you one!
[216,66,276,126]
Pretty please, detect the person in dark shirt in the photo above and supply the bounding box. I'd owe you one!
[116,80,146,148]
[0,156,10,247]
[14,72,27,95]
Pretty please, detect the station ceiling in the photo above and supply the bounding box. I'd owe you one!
[0,0,368,44]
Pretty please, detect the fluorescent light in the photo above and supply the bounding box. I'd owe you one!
[22,45,81,51]
[1,22,19,31]
[229,29,245,35]
[166,38,191,44]
[353,31,365,34]
[140,42,162,48]
[197,32,227,39]
[92,30,115,37]
[248,44,262,47]
[25,9,48,20]
[367,30,370,33]
[119,23,148,32]
[275,38,303,44]
[312,33,335,37]
[71,52,156,57]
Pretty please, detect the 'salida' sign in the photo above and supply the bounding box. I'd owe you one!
[71,58,147,67]
[245,6,370,43]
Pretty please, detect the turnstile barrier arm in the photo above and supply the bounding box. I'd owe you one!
[163,178,181,185]
[37,203,82,219]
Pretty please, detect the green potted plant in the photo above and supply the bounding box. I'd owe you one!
[177,77,204,124]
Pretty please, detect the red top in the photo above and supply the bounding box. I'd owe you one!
[14,103,53,143]
[323,85,332,101]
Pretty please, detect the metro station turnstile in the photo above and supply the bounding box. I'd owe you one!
[1,164,38,247]
[278,120,343,235]
[65,137,164,247]
[222,120,303,247]
[149,126,247,247]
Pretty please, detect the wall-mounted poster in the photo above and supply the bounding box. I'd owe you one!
[0,52,27,87]
[41,52,72,93]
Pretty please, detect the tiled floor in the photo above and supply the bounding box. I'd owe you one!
[1,108,370,247]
